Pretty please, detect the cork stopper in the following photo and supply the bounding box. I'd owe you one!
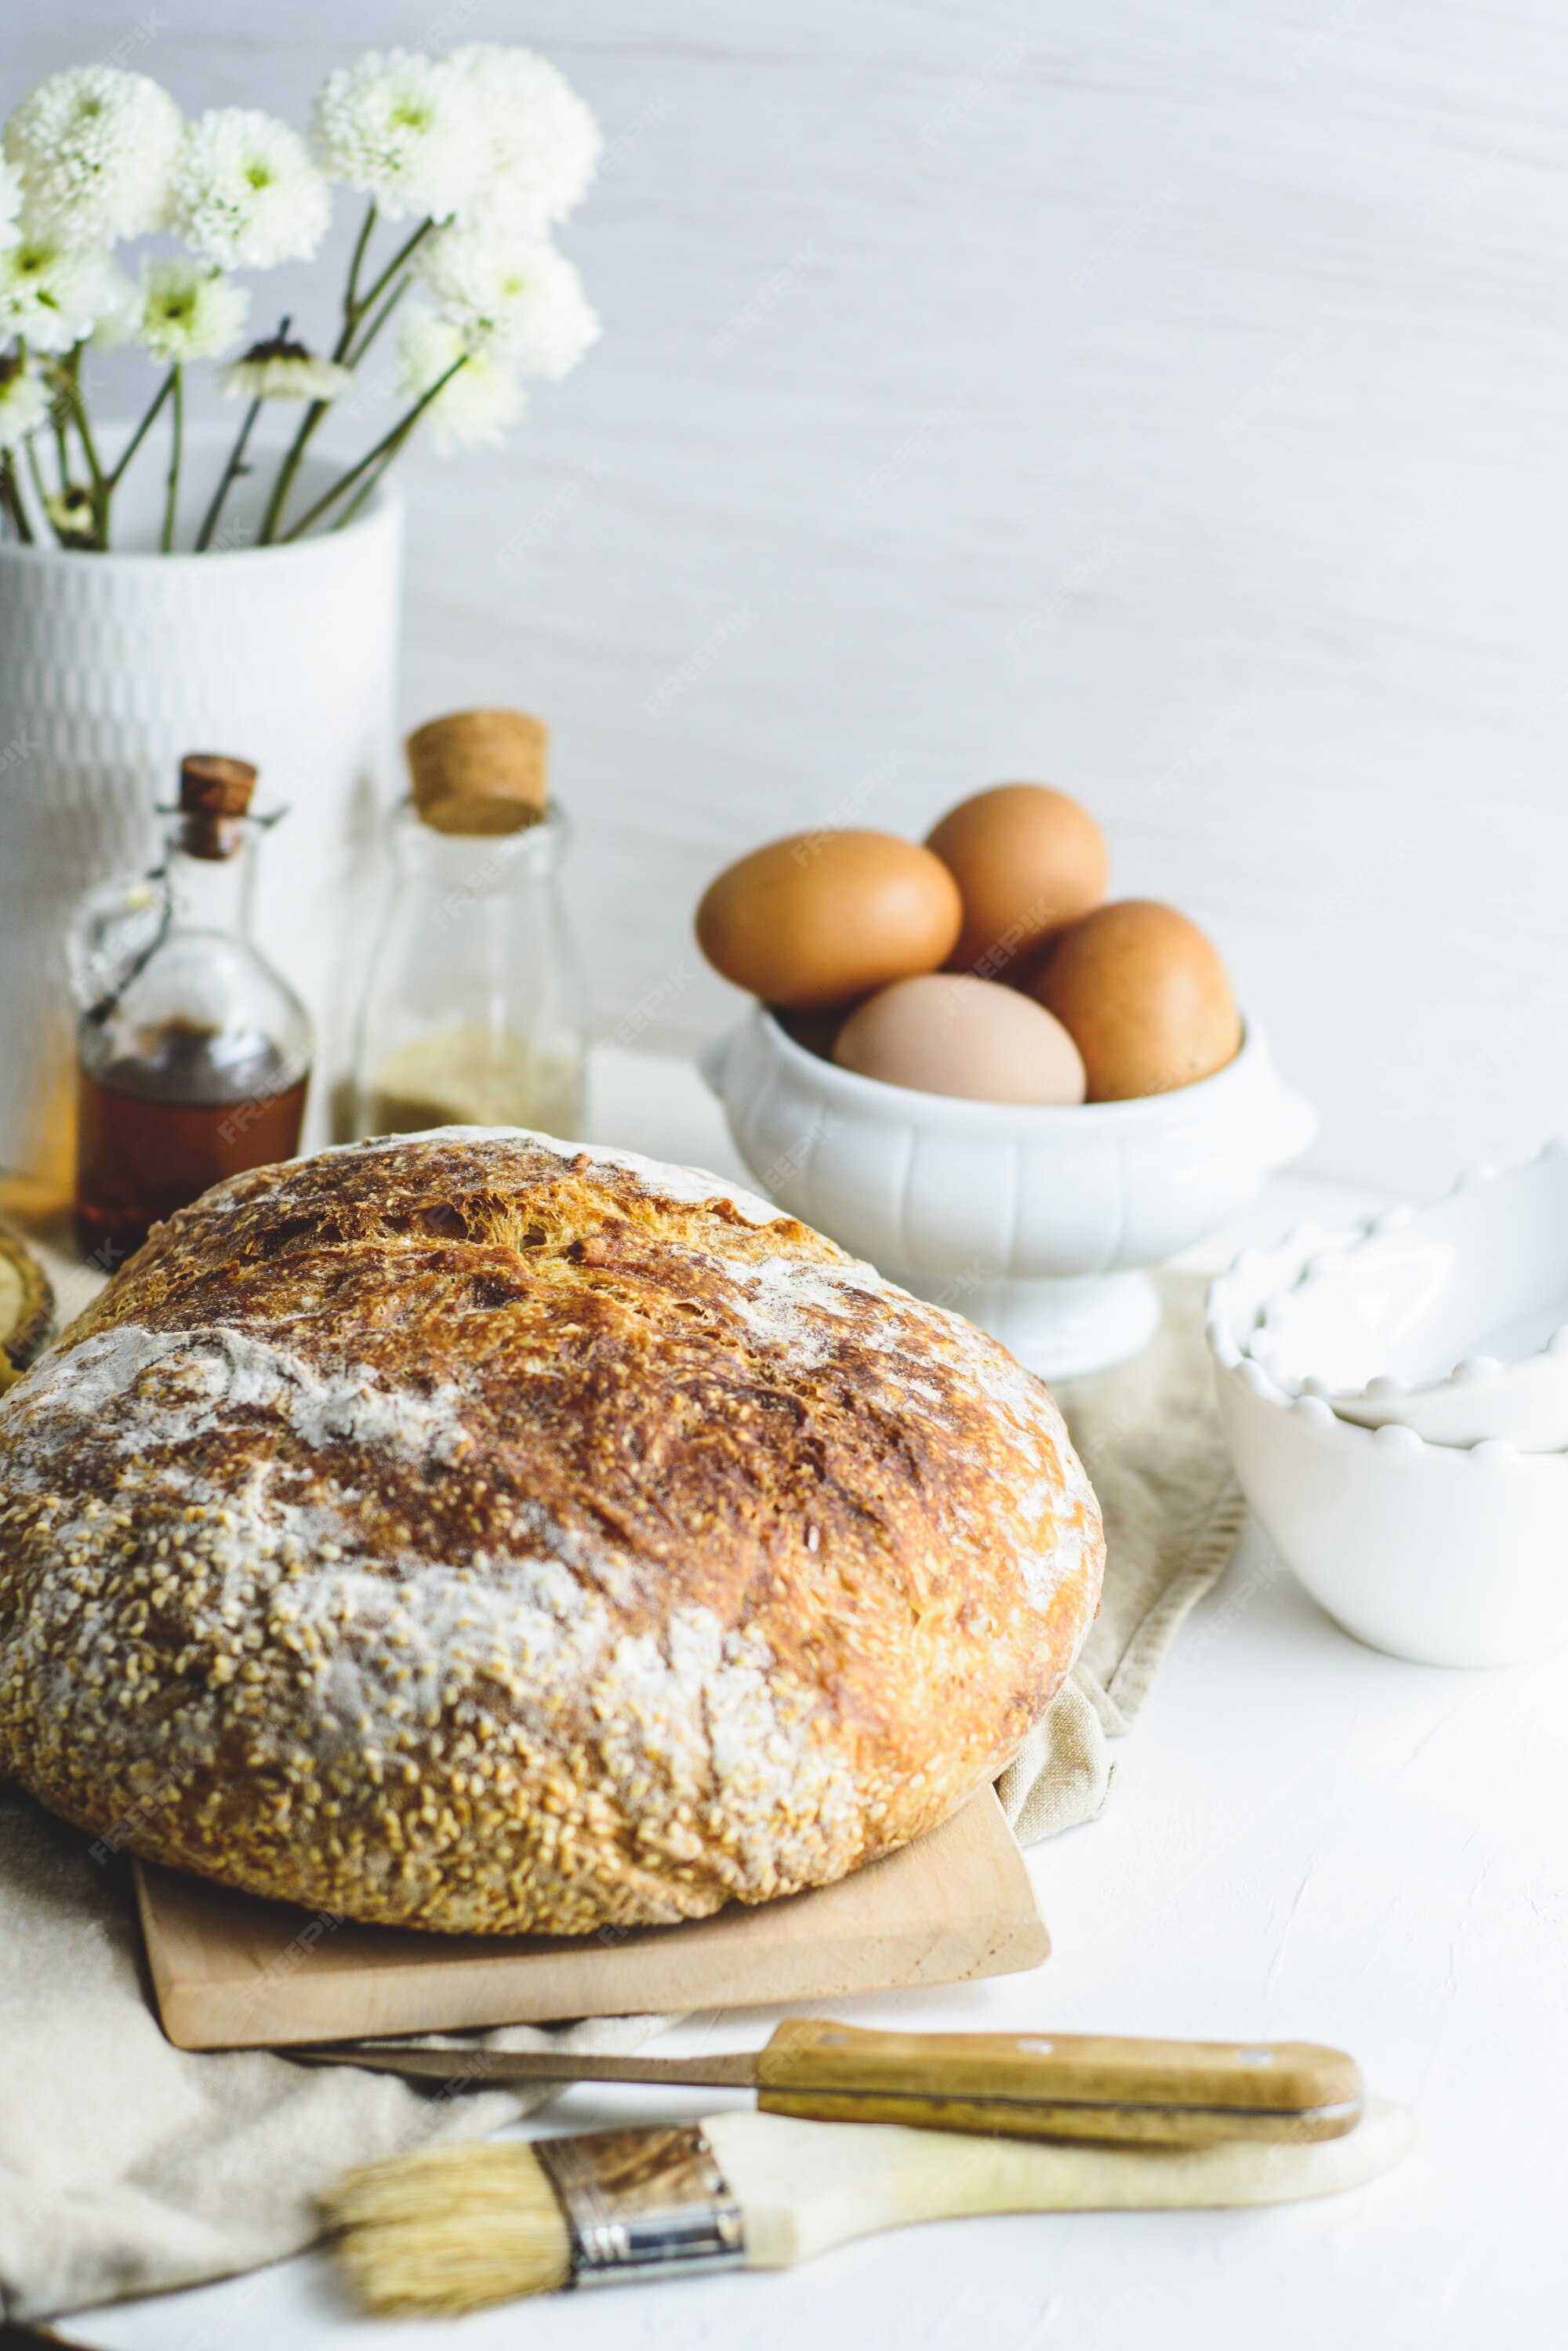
[405,709,548,836]
[178,753,257,860]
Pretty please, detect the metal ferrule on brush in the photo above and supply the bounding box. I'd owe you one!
[536,2124,746,2288]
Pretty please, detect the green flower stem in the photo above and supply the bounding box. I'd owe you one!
[64,352,103,488]
[279,356,467,542]
[0,454,33,543]
[194,313,289,555]
[337,198,379,349]
[50,397,71,497]
[261,201,383,546]
[260,206,437,545]
[330,430,405,532]
[194,396,261,553]
[106,365,176,492]
[159,365,183,554]
[23,436,61,545]
[46,344,74,498]
[343,217,434,350]
[256,392,327,545]
[344,270,413,368]
[56,349,107,548]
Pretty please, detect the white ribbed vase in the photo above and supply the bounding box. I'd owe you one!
[0,439,401,1204]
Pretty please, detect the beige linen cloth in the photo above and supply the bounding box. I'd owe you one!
[0,1264,1239,2321]
[997,1272,1247,1841]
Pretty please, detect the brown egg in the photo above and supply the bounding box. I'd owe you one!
[1033,900,1241,1100]
[925,783,1109,978]
[695,830,962,1010]
[834,974,1086,1104]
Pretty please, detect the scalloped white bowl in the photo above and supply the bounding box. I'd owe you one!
[1248,1145,1568,1450]
[701,1003,1315,1377]
[1208,1225,1568,1667]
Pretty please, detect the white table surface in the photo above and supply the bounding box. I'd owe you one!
[47,1052,1566,2351]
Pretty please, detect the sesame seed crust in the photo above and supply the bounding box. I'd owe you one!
[0,1129,1103,1935]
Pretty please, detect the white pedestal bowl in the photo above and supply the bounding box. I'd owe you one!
[701,1005,1316,1377]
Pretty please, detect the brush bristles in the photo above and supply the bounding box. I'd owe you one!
[321,2140,572,2315]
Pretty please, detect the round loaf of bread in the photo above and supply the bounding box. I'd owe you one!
[0,1131,1102,1934]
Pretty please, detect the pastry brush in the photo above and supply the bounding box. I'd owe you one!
[323,2097,1415,2316]
[304,2017,1364,2149]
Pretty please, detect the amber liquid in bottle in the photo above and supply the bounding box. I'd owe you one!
[70,754,314,1268]
[74,1023,307,1263]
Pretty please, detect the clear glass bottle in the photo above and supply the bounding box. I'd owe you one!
[69,755,312,1264]
[352,798,583,1141]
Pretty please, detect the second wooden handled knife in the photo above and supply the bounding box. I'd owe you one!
[302,2019,1364,2148]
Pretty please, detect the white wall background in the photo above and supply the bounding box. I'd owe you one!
[9,0,1568,1195]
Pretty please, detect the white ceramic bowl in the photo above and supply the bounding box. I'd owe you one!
[1249,1145,1568,1450]
[701,1004,1315,1377]
[1207,1227,1568,1667]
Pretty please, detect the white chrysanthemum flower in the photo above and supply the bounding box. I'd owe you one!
[311,49,485,222]
[446,43,601,232]
[0,231,123,354]
[0,158,22,251]
[397,307,522,453]
[0,354,48,451]
[219,335,350,403]
[3,65,182,241]
[136,258,249,363]
[416,225,599,379]
[170,108,332,270]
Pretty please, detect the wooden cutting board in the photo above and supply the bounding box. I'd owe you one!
[136,1788,1047,2051]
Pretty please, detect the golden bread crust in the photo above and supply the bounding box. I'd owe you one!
[0,1130,1102,1933]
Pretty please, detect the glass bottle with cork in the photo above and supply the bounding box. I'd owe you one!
[351,709,583,1140]
[70,753,312,1264]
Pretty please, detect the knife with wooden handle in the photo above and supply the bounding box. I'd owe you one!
[303,2018,1363,2148]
